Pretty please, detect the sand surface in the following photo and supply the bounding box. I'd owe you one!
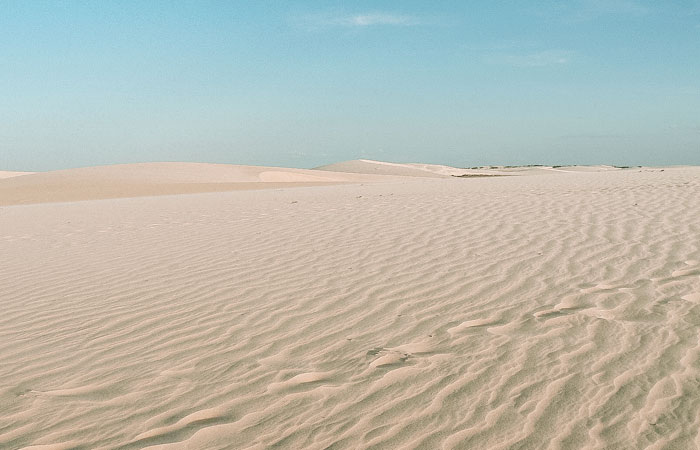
[0,162,405,206]
[0,171,35,179]
[316,159,456,177]
[2,163,700,449]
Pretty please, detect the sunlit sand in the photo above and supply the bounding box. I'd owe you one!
[2,160,699,449]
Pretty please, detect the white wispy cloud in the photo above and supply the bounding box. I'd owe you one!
[298,12,421,30]
[342,13,420,27]
[488,50,573,67]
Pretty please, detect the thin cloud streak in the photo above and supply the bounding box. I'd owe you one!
[299,12,422,30]
[343,13,420,27]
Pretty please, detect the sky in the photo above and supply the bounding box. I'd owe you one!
[1,0,699,171]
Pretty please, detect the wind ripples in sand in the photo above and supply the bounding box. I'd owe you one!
[1,168,700,449]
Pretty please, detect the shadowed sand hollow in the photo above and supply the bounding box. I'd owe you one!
[1,162,700,449]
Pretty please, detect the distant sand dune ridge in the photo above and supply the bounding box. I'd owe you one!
[0,171,34,179]
[0,162,409,206]
[1,165,700,449]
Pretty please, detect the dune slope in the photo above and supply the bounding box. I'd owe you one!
[315,159,455,177]
[0,162,401,206]
[0,171,34,179]
[1,167,700,449]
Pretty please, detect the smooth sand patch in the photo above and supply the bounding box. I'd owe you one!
[0,162,403,206]
[0,171,34,179]
[316,159,455,177]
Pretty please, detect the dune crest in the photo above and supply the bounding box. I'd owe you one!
[316,159,457,177]
[0,171,35,179]
[0,162,404,206]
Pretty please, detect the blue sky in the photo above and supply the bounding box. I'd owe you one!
[1,0,699,170]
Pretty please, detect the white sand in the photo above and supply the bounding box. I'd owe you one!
[316,159,461,177]
[0,162,404,206]
[1,163,700,449]
[0,171,34,179]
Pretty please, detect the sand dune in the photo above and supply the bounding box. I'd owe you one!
[0,171,34,179]
[315,159,459,177]
[315,159,619,177]
[0,162,404,206]
[1,164,700,449]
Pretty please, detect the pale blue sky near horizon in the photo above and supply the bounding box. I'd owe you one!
[1,0,699,171]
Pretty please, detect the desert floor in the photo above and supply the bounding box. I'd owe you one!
[1,162,699,449]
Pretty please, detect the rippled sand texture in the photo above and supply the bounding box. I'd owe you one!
[2,167,700,449]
